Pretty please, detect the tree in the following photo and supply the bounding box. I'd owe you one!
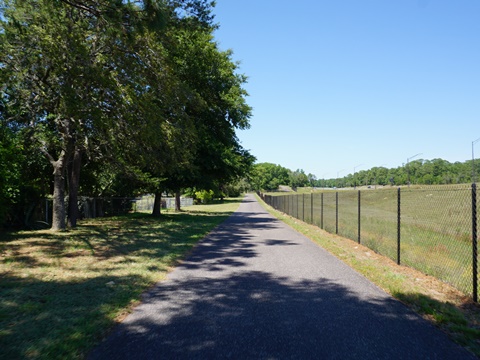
[289,169,309,189]
[3,2,95,229]
[251,163,290,191]
[1,0,251,227]
[0,123,20,224]
[0,0,176,229]
[0,120,52,228]
[156,8,253,212]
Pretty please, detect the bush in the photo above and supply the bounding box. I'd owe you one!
[195,189,214,204]
[223,184,241,197]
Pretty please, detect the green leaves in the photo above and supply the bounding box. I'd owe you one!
[252,163,291,191]
[0,0,253,227]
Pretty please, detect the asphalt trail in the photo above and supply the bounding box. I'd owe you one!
[89,194,477,359]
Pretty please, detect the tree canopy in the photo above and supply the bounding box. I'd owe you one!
[0,0,253,229]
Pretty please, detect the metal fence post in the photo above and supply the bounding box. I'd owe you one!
[290,194,292,216]
[296,195,298,219]
[289,195,291,216]
[336,191,339,235]
[289,195,291,215]
[302,193,305,221]
[311,193,314,225]
[321,193,324,229]
[358,190,361,244]
[473,183,478,302]
[397,187,401,265]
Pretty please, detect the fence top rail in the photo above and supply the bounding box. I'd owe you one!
[261,184,473,196]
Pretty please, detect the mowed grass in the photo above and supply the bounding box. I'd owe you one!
[0,199,242,360]
[266,185,476,296]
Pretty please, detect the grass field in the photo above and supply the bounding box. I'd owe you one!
[263,184,477,297]
[0,199,241,360]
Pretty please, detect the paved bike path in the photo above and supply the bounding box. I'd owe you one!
[89,194,476,359]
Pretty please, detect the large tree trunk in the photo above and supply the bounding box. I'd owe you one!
[67,147,82,228]
[175,190,181,212]
[152,191,162,217]
[51,152,67,231]
[41,123,72,232]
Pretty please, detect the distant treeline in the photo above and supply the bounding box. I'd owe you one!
[252,159,479,191]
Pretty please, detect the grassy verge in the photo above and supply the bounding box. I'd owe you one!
[256,194,480,357]
[0,199,241,360]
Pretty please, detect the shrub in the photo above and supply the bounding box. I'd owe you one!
[195,189,214,204]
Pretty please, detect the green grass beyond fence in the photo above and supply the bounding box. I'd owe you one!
[262,184,478,301]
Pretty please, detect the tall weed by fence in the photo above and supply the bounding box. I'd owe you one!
[260,184,479,302]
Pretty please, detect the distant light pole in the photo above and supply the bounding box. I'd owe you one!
[472,138,480,183]
[337,169,345,188]
[407,153,422,187]
[353,163,364,189]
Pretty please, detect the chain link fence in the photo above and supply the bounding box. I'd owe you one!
[21,196,194,229]
[132,196,194,212]
[260,184,479,302]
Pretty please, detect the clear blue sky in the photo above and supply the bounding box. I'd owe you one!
[212,0,480,179]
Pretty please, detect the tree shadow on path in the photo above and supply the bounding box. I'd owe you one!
[89,201,476,360]
[89,270,476,359]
